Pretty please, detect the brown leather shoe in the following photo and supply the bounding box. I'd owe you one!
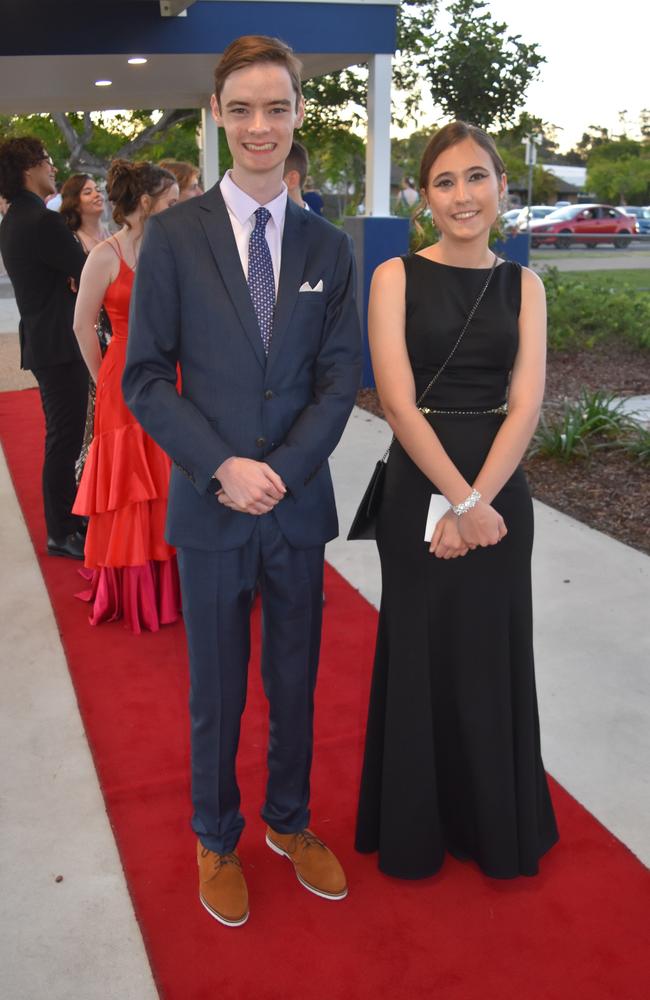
[197,841,249,927]
[266,827,348,900]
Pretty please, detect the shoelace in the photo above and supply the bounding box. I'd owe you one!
[295,829,325,851]
[200,848,242,873]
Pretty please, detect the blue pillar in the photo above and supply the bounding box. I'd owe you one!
[494,233,529,266]
[343,216,410,388]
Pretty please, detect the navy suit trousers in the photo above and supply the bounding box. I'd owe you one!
[178,514,325,855]
[32,360,88,539]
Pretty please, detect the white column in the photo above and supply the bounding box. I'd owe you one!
[365,53,392,217]
[200,104,220,190]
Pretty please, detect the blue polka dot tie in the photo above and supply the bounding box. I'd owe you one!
[248,207,275,354]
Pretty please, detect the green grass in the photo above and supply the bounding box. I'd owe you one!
[540,269,650,293]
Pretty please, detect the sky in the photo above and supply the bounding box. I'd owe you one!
[410,0,647,151]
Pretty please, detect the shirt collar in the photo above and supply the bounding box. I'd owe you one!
[17,189,46,206]
[220,170,287,230]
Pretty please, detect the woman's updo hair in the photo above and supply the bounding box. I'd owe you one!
[60,173,92,232]
[106,159,176,226]
[418,121,505,192]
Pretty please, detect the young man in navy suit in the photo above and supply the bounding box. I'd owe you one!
[123,35,361,926]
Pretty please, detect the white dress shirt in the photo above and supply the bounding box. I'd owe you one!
[219,170,287,293]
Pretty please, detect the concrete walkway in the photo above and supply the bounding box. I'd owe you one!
[1,394,649,998]
[0,449,157,1000]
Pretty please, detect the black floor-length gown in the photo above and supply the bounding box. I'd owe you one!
[355,256,559,879]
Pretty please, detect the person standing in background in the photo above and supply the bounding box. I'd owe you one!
[60,174,110,254]
[0,136,87,559]
[283,141,309,208]
[72,160,181,633]
[159,160,204,201]
[302,175,324,216]
[395,175,419,211]
[0,194,9,276]
[60,174,112,480]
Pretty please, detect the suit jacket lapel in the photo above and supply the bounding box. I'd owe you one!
[198,184,266,369]
[267,200,308,373]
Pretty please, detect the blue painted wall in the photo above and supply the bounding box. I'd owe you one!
[1,2,397,56]
[494,233,530,266]
[343,216,410,388]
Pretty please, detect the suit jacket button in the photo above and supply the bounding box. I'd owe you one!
[264,390,274,400]
[256,436,267,448]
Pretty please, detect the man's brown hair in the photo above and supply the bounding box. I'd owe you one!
[214,35,303,111]
[0,136,48,200]
[284,141,309,187]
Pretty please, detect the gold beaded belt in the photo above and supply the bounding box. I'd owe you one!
[418,403,508,416]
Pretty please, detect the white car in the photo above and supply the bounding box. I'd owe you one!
[515,206,557,232]
[501,208,522,233]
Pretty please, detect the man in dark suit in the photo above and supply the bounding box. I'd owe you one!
[123,35,361,927]
[0,137,87,558]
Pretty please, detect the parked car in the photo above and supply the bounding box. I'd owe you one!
[515,205,556,232]
[500,208,521,234]
[620,206,650,234]
[529,203,638,248]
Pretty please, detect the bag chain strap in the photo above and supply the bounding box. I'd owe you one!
[380,254,499,463]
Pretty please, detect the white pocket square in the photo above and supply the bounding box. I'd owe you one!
[299,280,323,293]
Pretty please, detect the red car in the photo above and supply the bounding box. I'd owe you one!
[530,203,638,248]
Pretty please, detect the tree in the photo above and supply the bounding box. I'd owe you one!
[492,113,561,202]
[572,125,611,162]
[302,1,440,132]
[300,1,439,196]
[391,128,433,187]
[494,113,560,162]
[425,0,545,129]
[0,109,200,180]
[393,0,440,123]
[640,109,650,141]
[586,135,645,165]
[578,132,650,204]
[588,156,650,204]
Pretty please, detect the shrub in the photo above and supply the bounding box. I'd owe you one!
[618,426,650,464]
[530,390,640,461]
[543,268,650,352]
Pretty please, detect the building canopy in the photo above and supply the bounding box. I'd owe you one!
[0,0,397,114]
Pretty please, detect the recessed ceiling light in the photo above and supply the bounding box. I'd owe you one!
[128,57,147,65]
[95,79,112,87]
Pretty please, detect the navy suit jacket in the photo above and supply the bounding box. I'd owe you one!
[123,184,362,551]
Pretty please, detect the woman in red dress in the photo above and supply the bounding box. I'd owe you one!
[72,159,181,632]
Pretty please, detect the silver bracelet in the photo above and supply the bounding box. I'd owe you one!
[452,489,481,517]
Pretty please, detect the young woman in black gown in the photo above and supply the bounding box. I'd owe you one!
[355,122,558,880]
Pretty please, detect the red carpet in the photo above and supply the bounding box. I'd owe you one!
[2,387,649,1000]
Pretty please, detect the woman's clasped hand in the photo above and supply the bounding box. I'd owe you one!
[429,499,507,558]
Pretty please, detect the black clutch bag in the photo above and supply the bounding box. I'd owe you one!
[346,452,389,540]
